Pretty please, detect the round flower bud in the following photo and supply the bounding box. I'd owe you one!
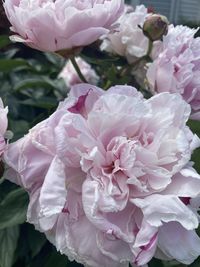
[143,14,169,41]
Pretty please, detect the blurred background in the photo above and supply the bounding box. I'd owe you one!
[128,0,200,25]
[0,1,200,267]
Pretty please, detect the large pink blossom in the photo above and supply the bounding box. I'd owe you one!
[0,99,8,157]
[4,84,200,267]
[59,57,99,87]
[3,0,124,52]
[147,25,200,120]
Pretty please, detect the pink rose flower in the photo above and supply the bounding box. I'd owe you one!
[147,25,200,120]
[4,84,200,267]
[59,57,99,87]
[0,98,8,157]
[3,0,124,52]
[101,5,162,63]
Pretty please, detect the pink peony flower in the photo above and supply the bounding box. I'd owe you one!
[3,0,124,52]
[59,57,99,87]
[4,84,200,267]
[0,99,8,157]
[147,25,200,120]
[101,5,162,63]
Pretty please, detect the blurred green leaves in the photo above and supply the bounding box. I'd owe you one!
[0,187,28,267]
[0,35,67,141]
[188,120,200,173]
[27,227,46,258]
[0,59,29,72]
[0,226,19,267]
[44,253,68,267]
[0,188,28,230]
[0,35,10,49]
[188,120,200,137]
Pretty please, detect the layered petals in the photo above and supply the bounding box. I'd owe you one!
[158,222,200,265]
[147,25,200,120]
[3,0,124,52]
[4,84,200,267]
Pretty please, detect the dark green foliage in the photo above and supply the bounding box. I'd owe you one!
[0,188,28,230]
[0,226,19,267]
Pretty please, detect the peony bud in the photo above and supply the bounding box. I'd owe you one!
[143,14,169,41]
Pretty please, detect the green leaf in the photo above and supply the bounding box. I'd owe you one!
[0,59,29,72]
[0,48,19,59]
[9,120,30,141]
[14,77,56,92]
[187,120,200,173]
[191,148,200,173]
[81,54,120,66]
[0,188,28,230]
[20,97,57,109]
[162,261,185,267]
[188,120,200,137]
[149,258,164,267]
[190,257,200,267]
[0,35,11,49]
[0,226,19,267]
[44,52,65,68]
[27,225,46,258]
[44,252,68,267]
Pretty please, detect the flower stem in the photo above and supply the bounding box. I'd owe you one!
[147,39,153,56]
[129,40,153,71]
[70,56,88,83]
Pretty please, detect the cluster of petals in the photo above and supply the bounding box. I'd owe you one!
[147,25,200,120]
[3,0,124,52]
[4,84,200,267]
[101,5,161,63]
[59,57,99,87]
[0,99,8,157]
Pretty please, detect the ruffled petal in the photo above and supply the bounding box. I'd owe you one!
[131,194,198,230]
[158,222,200,265]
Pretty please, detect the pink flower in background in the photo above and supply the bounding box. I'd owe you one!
[3,0,124,52]
[101,5,162,63]
[147,25,200,120]
[0,99,8,157]
[4,84,200,267]
[59,57,99,87]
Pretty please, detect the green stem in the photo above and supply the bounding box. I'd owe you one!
[147,39,153,56]
[70,56,88,83]
[126,39,153,74]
